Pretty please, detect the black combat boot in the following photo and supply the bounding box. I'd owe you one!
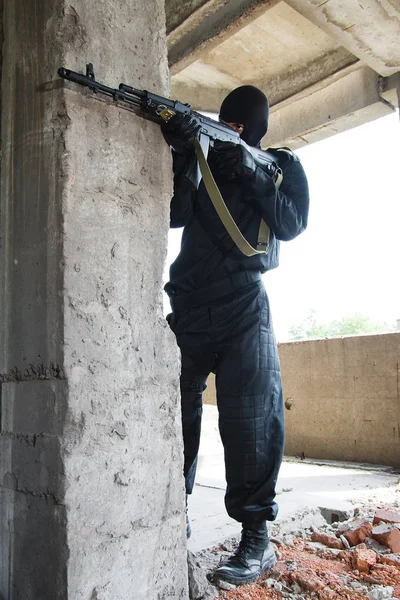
[213,522,276,585]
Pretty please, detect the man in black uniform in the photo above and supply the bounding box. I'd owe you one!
[162,86,309,586]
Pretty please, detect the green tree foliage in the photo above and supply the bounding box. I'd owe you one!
[288,309,394,341]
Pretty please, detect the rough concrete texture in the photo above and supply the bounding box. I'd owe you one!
[0,1,68,597]
[171,46,357,115]
[166,0,210,35]
[168,0,279,73]
[1,1,188,599]
[187,551,218,600]
[168,0,399,149]
[285,0,400,77]
[265,65,395,149]
[173,2,348,92]
[169,0,400,83]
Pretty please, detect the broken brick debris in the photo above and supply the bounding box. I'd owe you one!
[289,568,325,592]
[338,549,353,564]
[338,518,373,546]
[366,537,392,555]
[214,505,400,599]
[372,523,400,553]
[379,554,400,568]
[373,510,400,526]
[351,543,377,573]
[311,531,344,549]
[318,587,337,600]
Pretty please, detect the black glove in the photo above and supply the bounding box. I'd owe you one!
[161,113,201,154]
[213,141,256,180]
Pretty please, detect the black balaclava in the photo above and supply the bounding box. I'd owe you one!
[219,85,269,148]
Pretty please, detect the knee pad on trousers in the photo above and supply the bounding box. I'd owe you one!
[181,379,207,394]
[180,380,206,424]
[181,380,206,405]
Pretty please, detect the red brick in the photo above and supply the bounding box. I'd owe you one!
[338,550,352,564]
[373,509,400,526]
[362,574,385,584]
[379,553,400,568]
[319,588,337,600]
[373,563,392,571]
[311,531,344,549]
[338,519,373,547]
[290,569,325,592]
[372,523,400,553]
[351,544,377,573]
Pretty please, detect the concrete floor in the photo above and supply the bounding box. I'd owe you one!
[187,405,400,552]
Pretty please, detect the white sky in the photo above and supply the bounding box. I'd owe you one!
[163,111,400,341]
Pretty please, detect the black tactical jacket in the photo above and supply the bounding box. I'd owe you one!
[167,148,309,294]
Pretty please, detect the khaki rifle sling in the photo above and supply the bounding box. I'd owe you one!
[193,138,282,257]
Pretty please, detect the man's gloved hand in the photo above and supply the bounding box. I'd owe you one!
[213,141,256,180]
[161,113,201,154]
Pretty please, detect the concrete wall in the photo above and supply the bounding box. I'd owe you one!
[0,1,187,599]
[203,333,400,467]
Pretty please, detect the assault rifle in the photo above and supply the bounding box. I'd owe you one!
[58,63,282,190]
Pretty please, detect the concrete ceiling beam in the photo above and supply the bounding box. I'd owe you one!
[166,0,210,35]
[253,47,358,107]
[284,0,400,77]
[379,72,400,109]
[167,0,279,75]
[171,48,358,113]
[264,66,397,150]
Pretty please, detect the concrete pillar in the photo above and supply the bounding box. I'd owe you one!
[397,76,400,123]
[0,2,187,599]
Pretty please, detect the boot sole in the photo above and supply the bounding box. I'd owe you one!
[213,553,277,586]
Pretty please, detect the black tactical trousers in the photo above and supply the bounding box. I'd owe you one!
[168,275,284,524]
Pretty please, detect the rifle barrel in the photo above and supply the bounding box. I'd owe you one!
[58,67,145,109]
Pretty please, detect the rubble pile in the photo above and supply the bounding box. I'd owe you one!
[217,507,400,600]
[192,503,400,600]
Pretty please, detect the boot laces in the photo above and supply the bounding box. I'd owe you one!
[234,529,267,566]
